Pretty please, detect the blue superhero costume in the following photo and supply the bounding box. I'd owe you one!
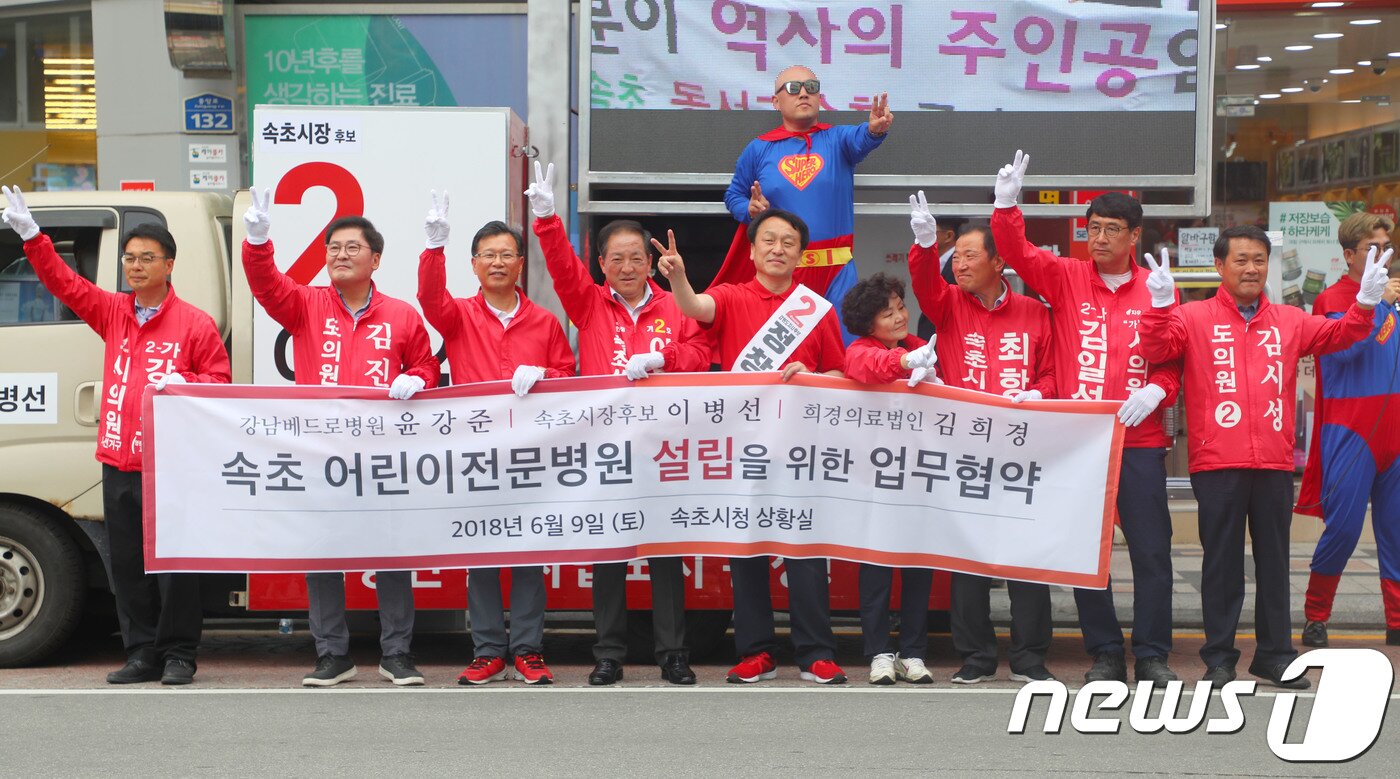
[1297,275,1400,630]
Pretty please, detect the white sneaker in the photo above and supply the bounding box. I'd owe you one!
[896,655,934,685]
[869,653,897,685]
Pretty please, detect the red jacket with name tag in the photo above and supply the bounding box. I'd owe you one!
[1141,285,1374,473]
[417,247,576,383]
[908,243,1057,398]
[243,240,440,389]
[25,233,230,472]
[990,206,1181,448]
[534,213,710,376]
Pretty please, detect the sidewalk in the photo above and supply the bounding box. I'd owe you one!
[994,542,1391,631]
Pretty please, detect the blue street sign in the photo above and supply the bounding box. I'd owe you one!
[184,93,234,134]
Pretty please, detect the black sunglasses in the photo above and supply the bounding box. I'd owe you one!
[776,79,821,96]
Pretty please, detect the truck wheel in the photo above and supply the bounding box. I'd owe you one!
[0,505,86,667]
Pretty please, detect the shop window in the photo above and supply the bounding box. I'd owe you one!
[0,23,16,124]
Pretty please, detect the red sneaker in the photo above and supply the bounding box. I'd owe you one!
[513,653,555,685]
[800,659,848,685]
[457,656,506,685]
[726,652,777,684]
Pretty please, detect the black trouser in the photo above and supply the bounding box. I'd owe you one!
[858,564,933,660]
[592,557,688,665]
[950,572,1051,673]
[730,556,836,668]
[1073,447,1174,659]
[1190,468,1297,669]
[102,465,202,663]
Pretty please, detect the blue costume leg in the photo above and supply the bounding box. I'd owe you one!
[824,261,860,346]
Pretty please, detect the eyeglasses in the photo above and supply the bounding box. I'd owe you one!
[474,251,521,262]
[326,242,366,257]
[776,79,821,96]
[121,253,167,266]
[1086,223,1127,238]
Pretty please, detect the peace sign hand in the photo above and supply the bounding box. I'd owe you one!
[747,180,769,219]
[867,92,893,136]
[244,187,272,245]
[1144,247,1176,308]
[1,185,39,241]
[525,161,556,219]
[424,189,451,249]
[1357,244,1396,307]
[909,190,937,249]
[993,149,1030,209]
[651,229,686,281]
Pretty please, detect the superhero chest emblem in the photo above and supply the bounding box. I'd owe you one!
[1378,312,1395,345]
[777,153,825,190]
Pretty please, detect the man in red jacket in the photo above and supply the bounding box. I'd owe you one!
[907,197,1058,685]
[1140,225,1386,688]
[524,162,705,686]
[242,189,440,688]
[4,186,230,686]
[989,152,1184,686]
[660,208,849,685]
[416,194,575,685]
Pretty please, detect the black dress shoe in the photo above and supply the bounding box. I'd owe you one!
[1201,665,1236,687]
[588,658,623,686]
[1249,660,1310,689]
[107,656,163,684]
[660,653,697,685]
[1084,651,1127,683]
[1301,620,1328,648]
[1134,656,1179,685]
[162,657,196,686]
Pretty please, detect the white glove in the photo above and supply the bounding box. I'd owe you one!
[511,364,546,397]
[1144,247,1176,308]
[1356,245,1394,307]
[244,187,272,245]
[623,352,665,381]
[908,190,938,249]
[524,161,556,219]
[993,149,1030,210]
[388,374,426,400]
[1117,383,1167,427]
[151,373,186,392]
[903,342,937,370]
[908,367,944,388]
[1,185,40,241]
[424,190,450,250]
[1011,389,1042,403]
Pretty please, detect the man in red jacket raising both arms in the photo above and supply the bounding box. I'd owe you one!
[525,162,707,686]
[989,152,1184,686]
[1140,226,1386,688]
[907,193,1058,686]
[4,186,229,686]
[416,192,575,686]
[242,189,439,688]
[658,208,849,685]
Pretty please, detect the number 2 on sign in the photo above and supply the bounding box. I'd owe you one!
[274,162,366,285]
[787,294,818,327]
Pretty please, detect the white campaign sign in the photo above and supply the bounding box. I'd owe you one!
[249,105,518,383]
[144,374,1123,586]
[732,284,833,371]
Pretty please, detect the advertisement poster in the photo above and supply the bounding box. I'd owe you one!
[1268,200,1367,314]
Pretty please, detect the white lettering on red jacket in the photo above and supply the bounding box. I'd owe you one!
[990,206,1181,447]
[534,214,710,376]
[909,242,1056,398]
[242,240,439,388]
[417,247,575,383]
[24,234,230,472]
[1140,285,1373,472]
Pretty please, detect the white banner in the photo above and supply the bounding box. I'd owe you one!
[143,375,1124,587]
[590,0,1200,113]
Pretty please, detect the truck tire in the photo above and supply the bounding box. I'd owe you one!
[0,504,87,667]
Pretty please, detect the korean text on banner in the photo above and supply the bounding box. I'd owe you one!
[143,374,1124,587]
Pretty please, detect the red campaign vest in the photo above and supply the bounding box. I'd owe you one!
[990,206,1181,448]
[533,214,709,376]
[243,240,439,389]
[1141,285,1373,473]
[844,335,929,384]
[24,234,230,471]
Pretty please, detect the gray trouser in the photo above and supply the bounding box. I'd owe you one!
[592,558,688,664]
[468,566,546,658]
[306,570,415,657]
[950,572,1051,673]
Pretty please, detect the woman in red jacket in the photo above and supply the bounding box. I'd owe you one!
[841,273,939,684]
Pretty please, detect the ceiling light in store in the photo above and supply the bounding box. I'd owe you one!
[1340,99,1361,103]
[1358,60,1372,66]
[1281,87,1305,93]
[1314,33,1345,39]
[1310,2,1344,7]
[1349,19,1381,26]
[1215,23,1228,30]
[1259,94,1282,99]
[1390,51,1400,58]
[1285,45,1314,51]
[1236,64,1261,70]
[1330,68,1355,74]
[42,56,96,131]
[1257,56,1273,62]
